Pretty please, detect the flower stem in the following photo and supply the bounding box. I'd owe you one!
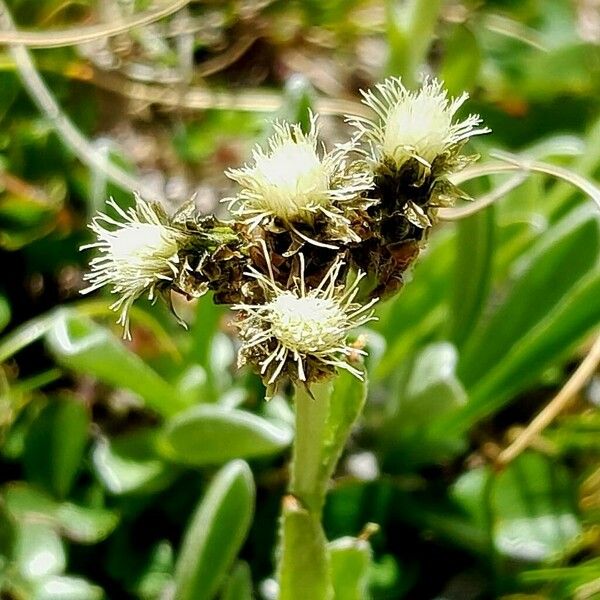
[278,381,333,600]
[291,381,332,515]
[277,373,368,598]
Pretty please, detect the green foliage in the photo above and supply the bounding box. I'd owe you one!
[158,404,293,466]
[329,537,372,600]
[23,396,88,499]
[0,0,598,598]
[174,460,255,600]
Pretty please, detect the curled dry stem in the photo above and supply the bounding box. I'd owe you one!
[0,0,190,48]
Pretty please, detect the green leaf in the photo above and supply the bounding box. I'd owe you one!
[379,343,467,467]
[459,206,599,388]
[134,541,174,600]
[278,499,332,600]
[174,460,255,600]
[4,484,119,545]
[276,75,315,132]
[452,453,582,562]
[448,206,495,348]
[33,576,104,600]
[320,370,367,487]
[92,429,176,496]
[449,264,600,430]
[220,561,253,600]
[374,231,453,379]
[438,25,481,95]
[186,294,223,401]
[328,537,372,600]
[45,312,183,417]
[14,522,66,581]
[23,397,88,499]
[158,404,292,466]
[0,294,10,333]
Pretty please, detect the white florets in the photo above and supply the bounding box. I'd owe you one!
[269,293,349,354]
[225,113,372,238]
[234,255,377,384]
[81,197,185,338]
[349,76,490,170]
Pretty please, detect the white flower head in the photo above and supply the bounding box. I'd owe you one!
[81,196,187,338]
[225,112,372,245]
[349,76,490,171]
[234,251,378,386]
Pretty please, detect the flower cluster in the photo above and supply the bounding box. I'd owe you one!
[82,77,488,388]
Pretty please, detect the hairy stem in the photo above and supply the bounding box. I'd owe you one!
[277,373,368,598]
[291,381,332,515]
[278,381,333,600]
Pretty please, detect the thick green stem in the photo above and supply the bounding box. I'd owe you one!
[277,373,368,599]
[278,381,333,600]
[290,381,332,515]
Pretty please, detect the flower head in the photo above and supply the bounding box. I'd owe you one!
[81,196,188,338]
[225,112,372,245]
[233,252,377,386]
[349,77,489,173]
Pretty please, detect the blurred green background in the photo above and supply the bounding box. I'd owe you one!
[0,0,599,598]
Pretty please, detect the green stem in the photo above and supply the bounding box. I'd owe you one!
[277,373,369,599]
[290,381,332,515]
[278,381,333,600]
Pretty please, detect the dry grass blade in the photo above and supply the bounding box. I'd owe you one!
[497,333,600,468]
[0,0,190,48]
[439,172,528,220]
[449,150,600,215]
[0,0,165,203]
[88,71,371,117]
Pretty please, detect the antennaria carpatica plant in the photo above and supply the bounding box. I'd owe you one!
[81,76,490,597]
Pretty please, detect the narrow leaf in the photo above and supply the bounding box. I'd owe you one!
[174,460,255,600]
[45,312,183,417]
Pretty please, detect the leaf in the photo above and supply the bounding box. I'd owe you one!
[374,231,453,379]
[452,453,582,562]
[320,370,367,486]
[134,541,174,600]
[278,498,332,600]
[379,343,467,468]
[92,429,176,496]
[448,265,600,430]
[448,206,600,428]
[158,404,292,466]
[328,537,372,600]
[174,460,255,600]
[277,75,316,133]
[448,205,495,348]
[23,397,89,499]
[4,483,119,545]
[438,25,481,95]
[186,294,224,401]
[33,576,104,600]
[14,521,66,581]
[45,312,184,417]
[0,293,10,333]
[459,206,599,388]
[220,561,253,600]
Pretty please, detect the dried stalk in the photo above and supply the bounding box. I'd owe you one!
[0,0,165,203]
[0,0,190,48]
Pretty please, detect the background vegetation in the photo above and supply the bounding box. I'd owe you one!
[0,0,599,598]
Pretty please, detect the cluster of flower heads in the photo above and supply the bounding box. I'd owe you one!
[82,77,488,393]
